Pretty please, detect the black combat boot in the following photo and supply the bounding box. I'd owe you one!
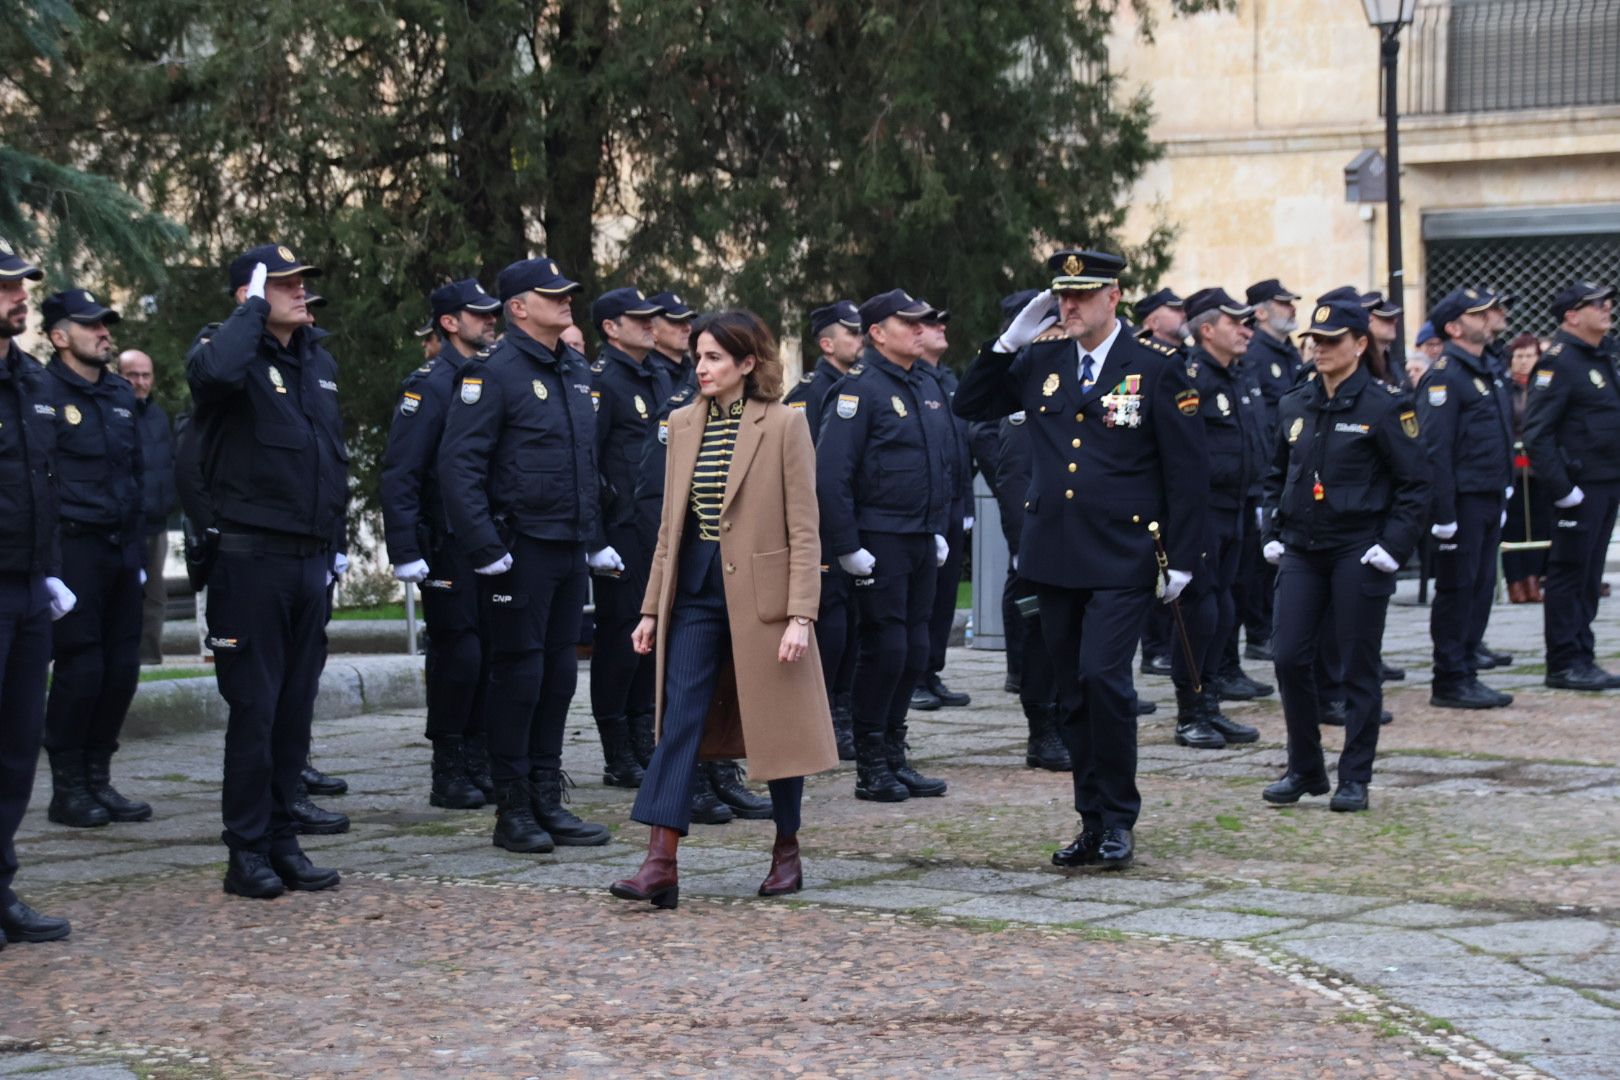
[689,769,735,825]
[886,730,947,797]
[1172,689,1225,750]
[290,782,350,835]
[530,768,612,846]
[222,850,284,900]
[300,759,348,796]
[627,713,657,770]
[1024,704,1071,771]
[595,716,645,789]
[429,737,485,809]
[83,746,152,822]
[854,733,910,802]
[462,732,496,801]
[492,781,554,853]
[705,760,774,819]
[1201,686,1259,744]
[46,749,110,828]
[832,694,856,761]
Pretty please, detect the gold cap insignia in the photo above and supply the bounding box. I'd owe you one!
[1063,255,1083,276]
[276,245,295,262]
[1314,305,1330,324]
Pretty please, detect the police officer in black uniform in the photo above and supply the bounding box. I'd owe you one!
[1416,287,1516,710]
[955,249,1208,870]
[438,256,612,853]
[587,287,671,790]
[1261,300,1430,812]
[647,290,697,396]
[186,244,347,898]
[1170,288,1265,750]
[1522,282,1620,691]
[0,240,74,946]
[38,290,149,828]
[786,300,862,759]
[1131,289,1186,678]
[912,301,974,712]
[381,278,502,810]
[816,289,953,802]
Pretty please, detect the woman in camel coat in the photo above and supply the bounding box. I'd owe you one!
[610,309,838,909]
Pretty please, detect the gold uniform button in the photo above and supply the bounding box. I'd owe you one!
[1071,438,1081,448]
[1075,413,1084,422]
[1068,463,1077,473]
[1065,489,1074,499]
[1132,514,1141,524]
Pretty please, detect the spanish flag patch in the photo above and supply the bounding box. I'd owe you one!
[1175,389,1200,416]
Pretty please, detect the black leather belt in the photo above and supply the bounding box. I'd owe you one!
[216,530,330,557]
[61,520,125,545]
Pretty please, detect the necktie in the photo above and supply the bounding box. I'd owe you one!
[1080,353,1096,391]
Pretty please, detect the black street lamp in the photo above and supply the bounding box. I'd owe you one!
[1363,0,1417,369]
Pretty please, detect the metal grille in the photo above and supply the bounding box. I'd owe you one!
[1401,0,1620,115]
[1425,231,1620,335]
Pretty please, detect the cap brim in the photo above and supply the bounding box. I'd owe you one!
[1372,306,1403,318]
[464,299,501,312]
[892,302,932,320]
[266,263,321,279]
[0,265,44,281]
[1051,278,1111,293]
[533,280,582,296]
[1300,327,1353,340]
[413,322,433,337]
[660,308,697,321]
[621,304,664,318]
[69,307,121,325]
[1272,291,1301,302]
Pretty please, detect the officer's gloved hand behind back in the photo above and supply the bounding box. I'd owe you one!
[1262,540,1285,566]
[1430,521,1458,540]
[393,559,429,583]
[475,552,513,576]
[933,534,949,567]
[1360,544,1399,574]
[587,546,624,573]
[995,289,1057,354]
[1555,485,1585,509]
[1161,569,1191,604]
[838,548,876,577]
[45,577,77,621]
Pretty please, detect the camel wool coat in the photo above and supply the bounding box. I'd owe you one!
[640,395,839,782]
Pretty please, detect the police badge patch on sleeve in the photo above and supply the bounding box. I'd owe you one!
[1427,385,1447,406]
[400,391,421,415]
[836,394,859,419]
[460,378,483,404]
[657,419,669,445]
[1400,410,1419,438]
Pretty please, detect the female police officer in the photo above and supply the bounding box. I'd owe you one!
[1260,300,1430,813]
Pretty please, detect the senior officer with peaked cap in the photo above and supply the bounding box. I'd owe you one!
[954,248,1208,870]
[438,256,612,855]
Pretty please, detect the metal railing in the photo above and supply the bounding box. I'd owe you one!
[1397,0,1620,116]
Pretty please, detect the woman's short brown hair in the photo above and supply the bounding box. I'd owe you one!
[689,310,783,403]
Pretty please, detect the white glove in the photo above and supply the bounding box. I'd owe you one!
[1263,540,1286,565]
[476,553,513,575]
[247,262,268,301]
[1555,486,1585,509]
[1360,544,1399,573]
[393,559,430,583]
[1430,521,1458,540]
[45,577,77,621]
[934,534,949,567]
[1011,554,1018,572]
[838,548,876,577]
[1255,506,1265,531]
[963,516,974,532]
[1505,486,1514,500]
[333,552,349,577]
[1161,569,1191,605]
[587,546,624,573]
[1500,509,1508,529]
[139,569,147,586]
[994,289,1057,354]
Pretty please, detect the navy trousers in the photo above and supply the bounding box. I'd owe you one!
[1273,548,1394,785]
[420,535,486,741]
[1545,483,1620,671]
[0,574,51,907]
[590,524,656,727]
[849,531,935,741]
[633,537,802,836]
[1430,491,1504,688]
[1034,583,1152,831]
[926,512,967,676]
[814,564,857,702]
[1171,508,1240,695]
[43,531,143,755]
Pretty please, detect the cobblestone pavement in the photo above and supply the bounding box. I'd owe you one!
[2,584,1617,1078]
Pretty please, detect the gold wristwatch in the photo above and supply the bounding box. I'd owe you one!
[792,616,811,626]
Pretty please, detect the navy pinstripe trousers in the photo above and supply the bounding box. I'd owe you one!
[631,537,803,835]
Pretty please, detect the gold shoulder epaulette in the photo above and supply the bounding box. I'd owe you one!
[590,358,606,373]
[1434,357,1448,370]
[1033,328,1068,343]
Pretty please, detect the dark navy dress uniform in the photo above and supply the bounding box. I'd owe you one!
[588,298,674,780]
[1263,305,1431,801]
[186,251,348,858]
[815,308,953,787]
[40,349,146,789]
[1415,294,1514,695]
[954,258,1209,845]
[920,353,973,690]
[1521,300,1620,681]
[380,341,491,756]
[0,334,61,917]
[438,321,599,796]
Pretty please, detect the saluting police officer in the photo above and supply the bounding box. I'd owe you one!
[438,257,612,853]
[786,300,863,760]
[1261,300,1430,812]
[1416,287,1516,710]
[0,240,75,946]
[38,290,149,829]
[1170,288,1265,751]
[816,289,954,802]
[1521,282,1620,691]
[912,302,974,713]
[381,279,502,811]
[587,287,671,790]
[186,244,347,899]
[955,249,1209,870]
[1131,288,1186,680]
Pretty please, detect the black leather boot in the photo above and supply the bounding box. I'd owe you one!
[0,897,71,940]
[529,768,611,846]
[832,695,856,761]
[270,850,341,891]
[1201,687,1259,744]
[689,769,735,825]
[223,850,285,899]
[462,732,496,801]
[1172,689,1225,750]
[595,716,645,789]
[705,760,774,819]
[886,730,946,796]
[430,737,486,809]
[492,781,555,853]
[854,733,909,802]
[46,749,110,828]
[627,713,656,770]
[301,759,348,796]
[1024,705,1071,771]
[83,746,152,822]
[924,673,970,707]
[290,782,350,835]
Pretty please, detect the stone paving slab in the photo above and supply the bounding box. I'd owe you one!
[1091,906,1309,940]
[1185,886,1384,918]
[937,894,1140,926]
